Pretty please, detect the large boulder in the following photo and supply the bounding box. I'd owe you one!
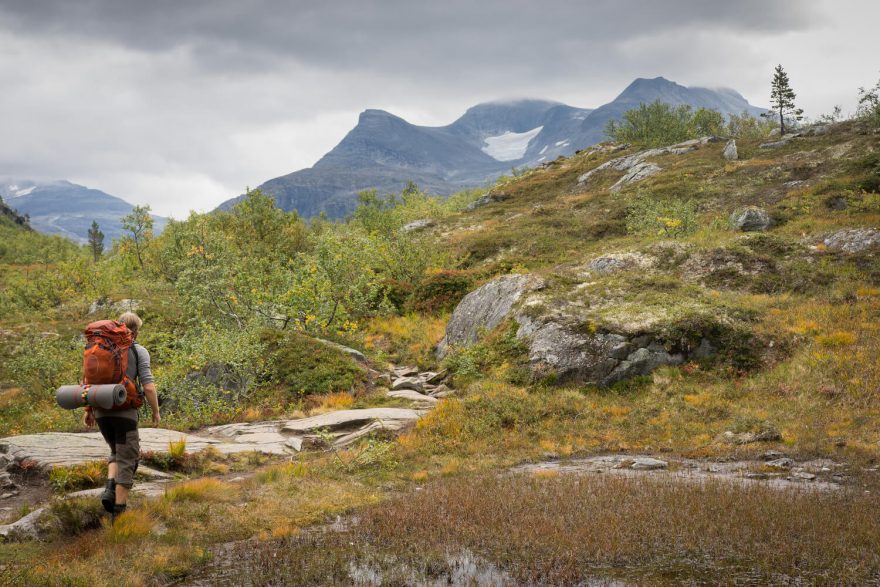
[436,274,539,357]
[730,207,772,232]
[722,139,738,161]
[515,316,686,386]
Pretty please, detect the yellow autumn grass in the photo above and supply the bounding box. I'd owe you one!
[164,478,231,502]
[106,510,154,543]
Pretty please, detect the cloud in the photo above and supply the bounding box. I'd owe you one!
[0,0,875,216]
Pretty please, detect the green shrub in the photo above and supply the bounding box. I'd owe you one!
[857,77,880,127]
[261,330,366,396]
[49,462,106,493]
[3,334,82,400]
[410,270,473,314]
[442,321,529,384]
[44,498,105,536]
[626,194,698,238]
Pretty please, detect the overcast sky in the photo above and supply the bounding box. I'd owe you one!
[1,0,877,217]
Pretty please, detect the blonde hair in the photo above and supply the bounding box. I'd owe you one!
[119,311,143,334]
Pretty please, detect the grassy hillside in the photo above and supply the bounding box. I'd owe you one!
[424,119,880,455]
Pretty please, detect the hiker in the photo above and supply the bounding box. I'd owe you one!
[82,311,160,520]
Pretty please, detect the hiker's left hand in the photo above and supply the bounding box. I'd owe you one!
[82,409,95,428]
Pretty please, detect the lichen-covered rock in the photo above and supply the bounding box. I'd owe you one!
[610,162,661,191]
[391,376,424,392]
[801,124,829,137]
[759,138,792,149]
[515,317,621,384]
[730,207,772,232]
[586,252,655,274]
[0,507,46,541]
[514,316,688,386]
[464,192,507,211]
[576,137,716,189]
[437,274,539,357]
[821,228,880,253]
[630,457,668,470]
[604,345,684,386]
[722,139,738,161]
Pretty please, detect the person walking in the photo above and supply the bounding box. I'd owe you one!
[82,311,160,521]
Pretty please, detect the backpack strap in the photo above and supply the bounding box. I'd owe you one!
[129,345,145,403]
[131,345,140,380]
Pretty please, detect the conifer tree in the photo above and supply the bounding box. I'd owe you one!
[765,65,803,135]
[87,220,104,262]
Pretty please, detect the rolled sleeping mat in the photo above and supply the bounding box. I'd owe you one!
[56,384,127,410]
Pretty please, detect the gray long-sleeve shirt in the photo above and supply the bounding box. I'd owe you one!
[93,343,153,421]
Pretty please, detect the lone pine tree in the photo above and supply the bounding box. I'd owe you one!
[765,65,803,135]
[88,220,104,262]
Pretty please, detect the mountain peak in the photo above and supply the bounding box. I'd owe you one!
[358,109,402,123]
[620,76,684,96]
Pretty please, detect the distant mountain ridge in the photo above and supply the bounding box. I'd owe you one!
[219,77,766,218]
[1,180,168,244]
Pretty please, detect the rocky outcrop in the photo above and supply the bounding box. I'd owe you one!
[515,316,689,386]
[586,252,655,275]
[759,135,797,149]
[401,219,435,233]
[801,124,830,137]
[681,248,776,283]
[577,137,720,192]
[821,228,880,253]
[729,207,772,232]
[722,139,738,161]
[464,192,508,211]
[610,162,661,191]
[436,274,541,357]
[0,507,46,541]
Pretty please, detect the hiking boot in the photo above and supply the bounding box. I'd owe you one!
[111,503,127,524]
[101,479,116,513]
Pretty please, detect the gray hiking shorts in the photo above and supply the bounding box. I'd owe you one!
[96,417,140,488]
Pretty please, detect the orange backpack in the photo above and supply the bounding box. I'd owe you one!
[83,320,143,409]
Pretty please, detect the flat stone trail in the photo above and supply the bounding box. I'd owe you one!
[0,409,432,473]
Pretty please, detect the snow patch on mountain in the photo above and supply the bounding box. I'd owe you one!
[482,126,543,161]
[4,183,36,198]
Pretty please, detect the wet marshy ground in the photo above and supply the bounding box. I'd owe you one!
[181,465,880,586]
